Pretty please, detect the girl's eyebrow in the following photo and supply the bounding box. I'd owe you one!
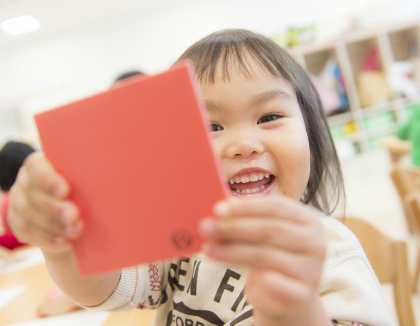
[249,89,294,107]
[204,89,294,112]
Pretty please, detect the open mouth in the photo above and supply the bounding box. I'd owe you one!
[228,171,274,195]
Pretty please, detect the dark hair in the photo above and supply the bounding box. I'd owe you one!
[177,29,345,216]
[0,141,35,191]
[113,70,144,84]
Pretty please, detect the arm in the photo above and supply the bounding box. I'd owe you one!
[8,152,120,306]
[42,249,121,306]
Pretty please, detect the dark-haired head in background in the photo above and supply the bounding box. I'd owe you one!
[0,141,35,192]
[0,141,35,249]
[113,70,144,85]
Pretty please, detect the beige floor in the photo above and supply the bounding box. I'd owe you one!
[340,149,419,325]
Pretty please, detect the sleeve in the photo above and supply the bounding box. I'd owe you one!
[79,261,166,313]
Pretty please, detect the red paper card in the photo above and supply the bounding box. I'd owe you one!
[35,61,229,276]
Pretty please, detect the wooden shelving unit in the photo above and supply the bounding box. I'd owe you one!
[287,22,420,156]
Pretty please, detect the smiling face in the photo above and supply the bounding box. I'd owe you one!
[201,61,311,201]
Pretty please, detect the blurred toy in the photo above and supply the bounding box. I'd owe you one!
[318,58,349,113]
[357,47,391,107]
[387,61,420,97]
[309,74,340,115]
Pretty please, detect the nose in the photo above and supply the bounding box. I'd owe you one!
[225,133,264,158]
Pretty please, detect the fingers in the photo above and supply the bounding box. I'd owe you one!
[7,152,82,252]
[246,269,312,316]
[26,188,80,232]
[24,152,69,198]
[213,196,318,225]
[202,242,323,286]
[199,217,314,252]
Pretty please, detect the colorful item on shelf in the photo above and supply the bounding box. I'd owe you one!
[271,25,315,48]
[357,71,392,107]
[318,57,349,113]
[363,112,395,130]
[309,74,340,115]
[357,47,391,107]
[343,121,356,135]
[387,61,420,97]
[360,47,380,72]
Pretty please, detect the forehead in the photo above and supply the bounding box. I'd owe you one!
[199,57,297,104]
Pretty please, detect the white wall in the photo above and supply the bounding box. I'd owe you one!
[0,0,418,143]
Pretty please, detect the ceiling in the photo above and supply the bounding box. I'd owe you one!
[0,0,190,49]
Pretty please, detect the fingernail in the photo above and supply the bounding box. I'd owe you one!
[66,226,75,237]
[62,207,75,223]
[214,202,229,217]
[53,182,66,197]
[199,219,216,236]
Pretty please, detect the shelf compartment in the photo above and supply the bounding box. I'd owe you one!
[388,25,420,61]
[363,111,396,131]
[346,37,384,77]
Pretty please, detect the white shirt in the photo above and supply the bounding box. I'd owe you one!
[82,216,394,326]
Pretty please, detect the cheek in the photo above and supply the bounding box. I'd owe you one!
[275,132,311,199]
[210,135,228,174]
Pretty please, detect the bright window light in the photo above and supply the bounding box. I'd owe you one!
[1,15,40,35]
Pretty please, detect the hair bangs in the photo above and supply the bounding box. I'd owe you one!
[178,30,283,84]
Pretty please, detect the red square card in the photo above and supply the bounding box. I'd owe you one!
[35,61,229,276]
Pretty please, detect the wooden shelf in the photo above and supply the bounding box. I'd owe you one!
[288,22,420,157]
[327,111,353,126]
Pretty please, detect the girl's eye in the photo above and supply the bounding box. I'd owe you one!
[210,123,223,132]
[257,114,283,124]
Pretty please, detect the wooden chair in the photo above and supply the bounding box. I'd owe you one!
[339,217,416,326]
[379,135,412,168]
[390,166,420,233]
[406,194,420,292]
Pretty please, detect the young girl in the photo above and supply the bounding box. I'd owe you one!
[7,29,393,326]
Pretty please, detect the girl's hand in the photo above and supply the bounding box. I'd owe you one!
[7,153,83,254]
[199,196,328,326]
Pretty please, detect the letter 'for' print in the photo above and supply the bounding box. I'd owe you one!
[214,269,240,303]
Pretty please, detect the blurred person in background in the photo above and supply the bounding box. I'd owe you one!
[0,141,35,251]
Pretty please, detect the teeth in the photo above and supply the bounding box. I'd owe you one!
[229,173,271,185]
[249,173,258,182]
[234,184,267,194]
